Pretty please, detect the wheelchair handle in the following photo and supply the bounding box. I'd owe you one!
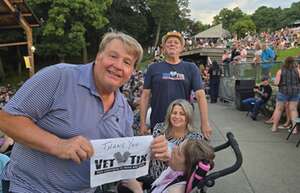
[204,132,243,188]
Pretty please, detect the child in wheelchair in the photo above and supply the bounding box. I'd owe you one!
[120,139,215,193]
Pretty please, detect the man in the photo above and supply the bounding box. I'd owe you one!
[208,60,221,103]
[139,31,212,139]
[260,43,275,77]
[0,32,168,193]
[242,76,272,120]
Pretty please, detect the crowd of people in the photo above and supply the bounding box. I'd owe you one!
[185,27,300,51]
[0,28,298,193]
[0,85,16,110]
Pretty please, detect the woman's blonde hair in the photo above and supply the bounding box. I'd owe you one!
[163,99,195,134]
[98,32,143,68]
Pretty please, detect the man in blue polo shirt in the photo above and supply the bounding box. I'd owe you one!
[0,32,169,193]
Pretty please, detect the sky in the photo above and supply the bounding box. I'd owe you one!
[189,0,299,24]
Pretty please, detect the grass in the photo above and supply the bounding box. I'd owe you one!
[276,47,300,61]
[269,47,300,78]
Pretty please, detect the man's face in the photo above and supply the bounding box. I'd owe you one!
[262,80,269,85]
[94,39,135,93]
[163,37,184,57]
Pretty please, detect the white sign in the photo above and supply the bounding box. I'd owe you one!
[90,135,153,187]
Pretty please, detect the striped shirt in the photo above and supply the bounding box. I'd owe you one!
[1,63,133,193]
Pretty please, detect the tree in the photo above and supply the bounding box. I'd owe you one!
[184,19,210,36]
[251,6,282,32]
[232,17,256,39]
[280,2,300,28]
[105,0,152,47]
[212,7,245,33]
[146,0,180,47]
[27,0,112,62]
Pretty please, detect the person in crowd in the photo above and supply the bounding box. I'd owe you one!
[252,42,262,81]
[0,154,9,193]
[242,76,272,121]
[240,45,247,63]
[0,32,169,193]
[260,43,275,77]
[118,99,203,192]
[222,50,231,77]
[139,31,212,139]
[230,42,240,62]
[121,138,215,193]
[271,56,300,133]
[208,61,222,103]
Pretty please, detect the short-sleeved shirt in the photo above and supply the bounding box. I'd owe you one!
[1,63,133,193]
[261,48,275,70]
[149,123,202,179]
[258,84,272,102]
[143,60,204,128]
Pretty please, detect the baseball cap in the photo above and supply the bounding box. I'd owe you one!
[161,31,185,46]
[261,75,269,81]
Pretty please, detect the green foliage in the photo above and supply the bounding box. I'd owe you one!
[251,6,283,32]
[232,17,256,38]
[146,0,190,47]
[27,0,112,61]
[276,47,300,61]
[251,2,300,32]
[184,19,210,36]
[212,7,245,33]
[280,2,300,28]
[105,0,152,46]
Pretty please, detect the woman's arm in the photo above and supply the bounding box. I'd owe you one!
[274,70,281,86]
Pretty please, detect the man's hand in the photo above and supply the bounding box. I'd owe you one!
[139,125,150,135]
[150,135,169,162]
[201,124,213,140]
[55,136,94,164]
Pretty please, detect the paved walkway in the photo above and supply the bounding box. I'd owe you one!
[194,102,300,193]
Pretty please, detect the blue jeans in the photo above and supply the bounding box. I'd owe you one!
[242,97,265,116]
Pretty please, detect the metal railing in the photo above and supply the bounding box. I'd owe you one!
[222,59,300,83]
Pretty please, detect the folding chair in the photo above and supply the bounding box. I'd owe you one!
[286,117,300,147]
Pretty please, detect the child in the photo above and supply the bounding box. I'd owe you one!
[121,139,215,193]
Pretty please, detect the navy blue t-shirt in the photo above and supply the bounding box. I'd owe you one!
[144,60,204,128]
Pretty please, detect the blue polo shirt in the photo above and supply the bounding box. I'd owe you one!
[1,63,133,193]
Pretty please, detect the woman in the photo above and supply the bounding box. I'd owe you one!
[271,56,300,133]
[118,99,203,192]
[149,99,202,179]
